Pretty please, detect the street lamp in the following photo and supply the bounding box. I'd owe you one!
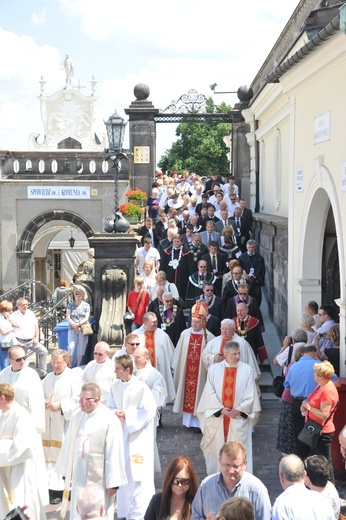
[209,83,238,95]
[69,230,75,248]
[103,109,131,233]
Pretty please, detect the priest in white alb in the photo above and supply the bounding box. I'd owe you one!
[0,383,47,520]
[82,341,115,404]
[55,382,127,520]
[172,301,214,430]
[196,341,261,475]
[0,345,45,433]
[202,318,261,381]
[136,312,175,403]
[107,354,157,520]
[42,349,81,504]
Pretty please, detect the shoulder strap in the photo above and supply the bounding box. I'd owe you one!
[287,344,294,365]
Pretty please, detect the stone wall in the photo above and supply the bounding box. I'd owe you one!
[253,213,288,341]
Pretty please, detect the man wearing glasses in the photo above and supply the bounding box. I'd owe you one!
[113,333,140,360]
[191,442,270,520]
[82,341,115,404]
[0,345,45,433]
[55,382,126,520]
[42,349,81,504]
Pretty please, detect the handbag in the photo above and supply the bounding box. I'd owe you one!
[124,291,144,327]
[298,418,323,448]
[80,322,93,336]
[298,398,338,448]
[123,311,133,326]
[272,344,293,398]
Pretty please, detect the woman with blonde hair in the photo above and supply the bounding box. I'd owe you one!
[143,260,157,298]
[301,361,339,482]
[144,456,198,520]
[126,276,149,331]
[66,285,90,367]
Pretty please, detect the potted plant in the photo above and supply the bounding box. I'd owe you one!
[119,202,144,224]
[126,187,147,207]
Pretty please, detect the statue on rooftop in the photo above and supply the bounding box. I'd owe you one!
[63,54,74,88]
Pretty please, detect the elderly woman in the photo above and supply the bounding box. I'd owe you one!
[0,300,16,369]
[150,270,179,302]
[66,284,90,367]
[298,311,315,343]
[301,361,339,482]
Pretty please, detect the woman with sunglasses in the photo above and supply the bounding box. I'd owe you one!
[144,456,198,520]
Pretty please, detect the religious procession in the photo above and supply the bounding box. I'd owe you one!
[0,169,345,520]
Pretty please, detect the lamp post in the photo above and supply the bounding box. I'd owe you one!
[103,109,131,233]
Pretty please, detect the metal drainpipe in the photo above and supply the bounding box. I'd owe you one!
[254,119,260,213]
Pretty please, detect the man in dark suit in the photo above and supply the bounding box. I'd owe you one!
[225,283,264,331]
[201,204,220,228]
[177,210,190,233]
[194,282,224,322]
[180,224,194,245]
[136,217,158,247]
[155,211,168,241]
[201,241,228,296]
[230,207,251,253]
[204,172,224,192]
[239,239,265,306]
[239,198,253,228]
[195,193,209,216]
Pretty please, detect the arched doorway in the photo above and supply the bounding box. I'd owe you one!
[299,185,343,320]
[17,210,94,295]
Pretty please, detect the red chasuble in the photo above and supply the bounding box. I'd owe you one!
[144,330,156,367]
[222,367,237,442]
[183,333,203,413]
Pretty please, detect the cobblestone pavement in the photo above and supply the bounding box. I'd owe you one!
[44,294,346,518]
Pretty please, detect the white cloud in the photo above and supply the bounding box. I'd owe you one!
[32,6,47,25]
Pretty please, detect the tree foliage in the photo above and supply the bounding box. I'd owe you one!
[158,99,232,176]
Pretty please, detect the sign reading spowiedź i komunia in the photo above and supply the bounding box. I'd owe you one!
[27,186,90,199]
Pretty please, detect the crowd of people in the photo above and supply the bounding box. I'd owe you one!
[0,170,345,520]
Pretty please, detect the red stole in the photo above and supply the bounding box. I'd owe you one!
[183,333,203,413]
[219,338,227,356]
[144,331,156,367]
[222,367,237,442]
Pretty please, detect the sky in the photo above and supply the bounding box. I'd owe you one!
[0,0,299,163]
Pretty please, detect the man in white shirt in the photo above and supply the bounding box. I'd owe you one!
[135,238,160,275]
[11,297,47,378]
[272,454,334,519]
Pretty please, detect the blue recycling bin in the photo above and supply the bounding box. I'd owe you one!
[53,318,94,367]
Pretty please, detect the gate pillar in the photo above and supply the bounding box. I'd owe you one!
[125,84,160,195]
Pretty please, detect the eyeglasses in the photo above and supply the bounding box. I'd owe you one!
[219,461,244,470]
[199,265,207,269]
[94,352,105,356]
[128,342,140,346]
[172,477,190,486]
[13,356,27,362]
